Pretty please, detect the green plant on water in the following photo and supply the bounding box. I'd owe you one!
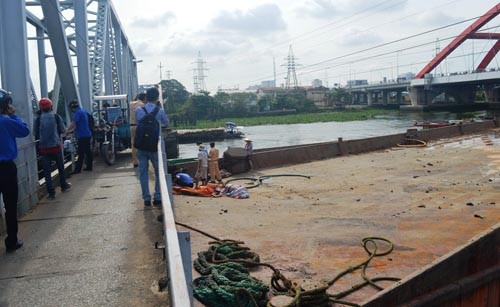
[456,111,481,120]
[174,108,396,129]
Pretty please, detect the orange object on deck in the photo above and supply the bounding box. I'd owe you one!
[173,183,223,197]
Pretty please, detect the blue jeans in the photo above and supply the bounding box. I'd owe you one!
[42,151,68,196]
[136,149,161,202]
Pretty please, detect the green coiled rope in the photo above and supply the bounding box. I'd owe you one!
[184,227,399,307]
[193,241,269,307]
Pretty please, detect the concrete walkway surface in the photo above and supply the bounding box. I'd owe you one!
[0,153,167,306]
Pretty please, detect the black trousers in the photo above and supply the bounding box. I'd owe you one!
[0,160,19,246]
[75,137,93,171]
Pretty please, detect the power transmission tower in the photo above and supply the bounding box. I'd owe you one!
[282,45,300,89]
[192,51,208,93]
[158,61,163,81]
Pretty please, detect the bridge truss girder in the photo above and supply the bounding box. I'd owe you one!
[416,4,500,78]
[0,0,138,215]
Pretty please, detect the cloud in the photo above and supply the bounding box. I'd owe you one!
[338,28,383,46]
[408,11,461,27]
[129,11,176,28]
[295,0,338,19]
[296,0,408,20]
[162,33,252,58]
[209,4,287,36]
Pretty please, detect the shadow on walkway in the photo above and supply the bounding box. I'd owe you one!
[0,153,167,306]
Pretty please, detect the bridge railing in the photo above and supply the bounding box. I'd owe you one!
[157,128,193,306]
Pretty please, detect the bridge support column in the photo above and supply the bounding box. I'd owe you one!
[484,85,500,103]
[367,91,373,105]
[361,93,367,104]
[396,90,402,104]
[409,87,431,106]
[0,0,39,214]
[382,90,389,105]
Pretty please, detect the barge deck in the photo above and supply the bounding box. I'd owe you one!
[174,129,500,306]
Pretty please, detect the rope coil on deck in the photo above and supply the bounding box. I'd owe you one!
[397,138,427,148]
[186,225,400,307]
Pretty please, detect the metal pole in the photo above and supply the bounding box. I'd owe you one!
[112,17,123,93]
[40,0,81,104]
[104,18,113,98]
[74,0,92,112]
[36,26,48,98]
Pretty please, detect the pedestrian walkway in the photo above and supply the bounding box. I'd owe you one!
[0,153,167,306]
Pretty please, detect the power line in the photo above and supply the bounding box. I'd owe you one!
[223,0,408,65]
[232,16,499,88]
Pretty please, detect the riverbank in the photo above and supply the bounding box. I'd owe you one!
[174,129,500,306]
[173,108,397,129]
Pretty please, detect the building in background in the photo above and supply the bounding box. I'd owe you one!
[261,80,276,88]
[312,79,323,87]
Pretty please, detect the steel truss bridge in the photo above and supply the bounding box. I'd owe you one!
[0,0,139,213]
[349,4,500,108]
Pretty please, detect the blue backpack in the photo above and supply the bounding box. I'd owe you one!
[134,107,160,152]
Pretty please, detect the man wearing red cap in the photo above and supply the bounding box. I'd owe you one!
[34,98,71,200]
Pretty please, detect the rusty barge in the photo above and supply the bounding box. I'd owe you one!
[172,118,499,306]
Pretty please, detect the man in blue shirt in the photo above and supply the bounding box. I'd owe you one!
[0,89,30,252]
[135,87,168,207]
[66,100,93,173]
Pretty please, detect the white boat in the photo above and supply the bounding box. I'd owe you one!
[224,122,245,139]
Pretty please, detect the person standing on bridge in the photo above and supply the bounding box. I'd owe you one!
[35,98,71,200]
[134,87,169,207]
[0,89,30,252]
[129,92,146,168]
[66,100,93,173]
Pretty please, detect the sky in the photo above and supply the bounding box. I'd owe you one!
[109,0,500,94]
[16,0,500,98]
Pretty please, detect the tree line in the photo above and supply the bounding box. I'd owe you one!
[160,79,353,127]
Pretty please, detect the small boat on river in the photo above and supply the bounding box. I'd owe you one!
[224,122,245,139]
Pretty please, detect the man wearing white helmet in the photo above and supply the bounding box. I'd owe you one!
[0,89,30,252]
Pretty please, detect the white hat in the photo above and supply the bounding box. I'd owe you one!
[244,138,252,142]
[199,145,205,150]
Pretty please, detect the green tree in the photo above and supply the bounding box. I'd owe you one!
[182,91,220,121]
[257,96,273,112]
[329,87,351,105]
[224,93,257,116]
[160,79,189,113]
[266,91,317,113]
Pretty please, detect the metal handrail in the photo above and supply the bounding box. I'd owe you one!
[157,130,191,306]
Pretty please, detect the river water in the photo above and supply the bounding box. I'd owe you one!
[177,111,490,159]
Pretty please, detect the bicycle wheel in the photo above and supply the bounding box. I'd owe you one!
[100,142,115,165]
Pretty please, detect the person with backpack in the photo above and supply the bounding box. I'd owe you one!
[35,98,71,200]
[0,89,30,252]
[66,100,93,173]
[134,87,168,207]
